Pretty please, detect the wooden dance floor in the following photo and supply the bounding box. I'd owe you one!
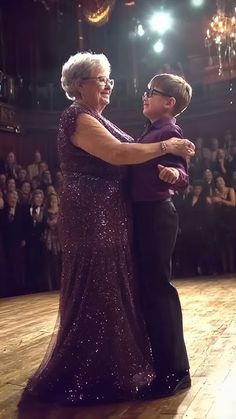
[0,277,236,419]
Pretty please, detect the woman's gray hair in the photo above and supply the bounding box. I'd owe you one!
[61,51,111,101]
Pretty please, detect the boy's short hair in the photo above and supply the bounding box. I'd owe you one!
[149,73,192,117]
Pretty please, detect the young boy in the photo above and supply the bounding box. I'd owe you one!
[131,74,192,398]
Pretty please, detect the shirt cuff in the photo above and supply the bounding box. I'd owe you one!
[174,168,189,189]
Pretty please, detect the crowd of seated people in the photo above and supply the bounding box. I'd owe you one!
[1,129,236,297]
[173,129,236,278]
[0,150,63,297]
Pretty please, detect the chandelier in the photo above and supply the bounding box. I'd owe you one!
[82,0,116,26]
[205,0,236,75]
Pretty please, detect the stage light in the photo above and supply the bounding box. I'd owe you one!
[191,0,204,7]
[137,23,145,37]
[149,11,173,35]
[153,39,164,53]
[124,0,135,5]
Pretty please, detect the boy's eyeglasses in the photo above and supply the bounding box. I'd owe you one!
[82,76,114,87]
[142,88,173,100]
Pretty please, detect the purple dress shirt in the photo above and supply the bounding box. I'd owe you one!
[131,117,189,202]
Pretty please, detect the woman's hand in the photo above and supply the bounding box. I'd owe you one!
[211,196,222,204]
[166,138,195,159]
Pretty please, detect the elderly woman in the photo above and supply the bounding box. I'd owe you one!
[19,52,194,406]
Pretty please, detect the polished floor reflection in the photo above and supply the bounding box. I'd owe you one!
[1,277,236,419]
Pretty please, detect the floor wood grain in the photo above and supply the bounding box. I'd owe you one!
[0,277,236,419]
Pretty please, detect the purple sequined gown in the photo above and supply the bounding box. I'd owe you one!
[19,104,154,405]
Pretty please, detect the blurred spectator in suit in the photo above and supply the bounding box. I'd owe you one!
[54,170,64,195]
[31,176,41,191]
[42,193,61,291]
[16,167,28,188]
[25,189,46,293]
[189,137,204,180]
[4,178,17,199]
[223,129,234,158]
[201,147,213,172]
[210,137,220,162]
[0,173,6,191]
[39,161,48,177]
[212,149,231,185]
[0,153,5,174]
[5,152,19,179]
[181,180,209,276]
[27,151,42,180]
[202,169,215,198]
[18,181,32,206]
[211,176,236,273]
[41,170,52,192]
[228,143,236,176]
[1,191,28,295]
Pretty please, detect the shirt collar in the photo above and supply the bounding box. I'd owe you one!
[152,116,176,129]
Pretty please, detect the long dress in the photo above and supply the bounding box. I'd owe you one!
[19,104,155,406]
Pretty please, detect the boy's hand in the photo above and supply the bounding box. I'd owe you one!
[158,164,180,184]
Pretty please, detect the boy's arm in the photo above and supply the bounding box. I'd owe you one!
[159,164,189,189]
[158,129,189,189]
[158,164,181,185]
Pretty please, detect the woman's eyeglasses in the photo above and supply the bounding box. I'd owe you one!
[82,76,114,87]
[142,88,173,100]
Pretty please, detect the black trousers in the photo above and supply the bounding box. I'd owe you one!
[133,199,189,375]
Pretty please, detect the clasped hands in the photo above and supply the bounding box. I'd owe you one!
[158,137,195,184]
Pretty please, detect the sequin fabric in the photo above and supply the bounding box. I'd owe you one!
[19,104,155,406]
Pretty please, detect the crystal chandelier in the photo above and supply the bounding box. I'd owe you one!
[82,0,116,26]
[205,0,236,75]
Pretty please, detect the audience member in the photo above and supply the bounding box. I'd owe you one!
[223,129,234,157]
[25,189,46,293]
[18,181,32,206]
[27,151,42,180]
[181,181,209,276]
[54,170,63,195]
[5,152,19,179]
[212,149,231,185]
[1,191,28,295]
[210,137,220,162]
[202,169,215,198]
[16,167,28,188]
[42,193,61,291]
[210,176,236,274]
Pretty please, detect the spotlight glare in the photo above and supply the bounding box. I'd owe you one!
[153,39,164,53]
[149,11,173,35]
[137,24,145,37]
[191,0,204,7]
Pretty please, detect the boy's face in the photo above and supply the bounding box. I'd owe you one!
[142,82,175,123]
